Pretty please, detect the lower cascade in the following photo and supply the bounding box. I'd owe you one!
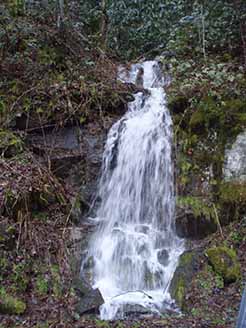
[81,60,184,320]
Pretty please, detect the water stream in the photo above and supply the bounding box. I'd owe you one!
[81,61,184,320]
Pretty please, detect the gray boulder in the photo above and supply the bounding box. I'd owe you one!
[73,277,104,314]
[224,130,246,182]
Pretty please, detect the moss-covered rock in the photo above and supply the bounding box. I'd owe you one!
[0,288,26,315]
[169,250,200,310]
[206,246,241,284]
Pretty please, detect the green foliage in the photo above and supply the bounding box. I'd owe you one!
[36,275,49,296]
[95,319,110,328]
[104,0,246,59]
[0,287,26,315]
[9,0,25,17]
[51,265,62,298]
[0,129,23,157]
[10,263,29,292]
[220,182,246,205]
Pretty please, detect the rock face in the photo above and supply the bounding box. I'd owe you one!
[224,130,246,181]
[169,250,200,310]
[175,207,217,239]
[206,246,241,284]
[28,119,119,221]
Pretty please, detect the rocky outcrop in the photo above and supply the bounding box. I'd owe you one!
[224,130,246,182]
[175,197,217,239]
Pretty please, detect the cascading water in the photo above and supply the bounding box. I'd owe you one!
[81,61,184,320]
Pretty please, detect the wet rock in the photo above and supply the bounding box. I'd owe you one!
[70,193,90,224]
[69,224,96,280]
[121,304,150,316]
[169,250,200,310]
[224,130,246,181]
[80,255,95,287]
[137,244,149,257]
[74,277,104,314]
[135,224,150,234]
[157,249,169,266]
[206,246,241,284]
[69,224,102,314]
[175,204,217,240]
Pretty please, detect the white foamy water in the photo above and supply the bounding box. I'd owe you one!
[81,61,184,320]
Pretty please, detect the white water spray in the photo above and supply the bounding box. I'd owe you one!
[81,61,184,320]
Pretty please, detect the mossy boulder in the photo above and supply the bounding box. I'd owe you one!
[169,250,200,310]
[206,246,241,284]
[0,289,26,315]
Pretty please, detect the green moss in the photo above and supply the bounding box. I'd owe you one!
[51,265,62,298]
[177,196,215,221]
[0,129,23,157]
[189,109,206,133]
[36,275,49,296]
[219,182,246,222]
[95,320,110,328]
[170,251,198,310]
[179,251,193,266]
[173,277,185,307]
[0,288,26,315]
[206,246,241,283]
[10,263,29,292]
[220,182,246,205]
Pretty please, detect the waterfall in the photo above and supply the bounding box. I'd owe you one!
[81,61,184,320]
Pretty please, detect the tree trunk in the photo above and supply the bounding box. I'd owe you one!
[100,0,108,51]
[233,0,246,68]
[57,0,64,29]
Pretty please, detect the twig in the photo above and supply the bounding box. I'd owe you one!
[62,201,74,237]
[213,203,224,238]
